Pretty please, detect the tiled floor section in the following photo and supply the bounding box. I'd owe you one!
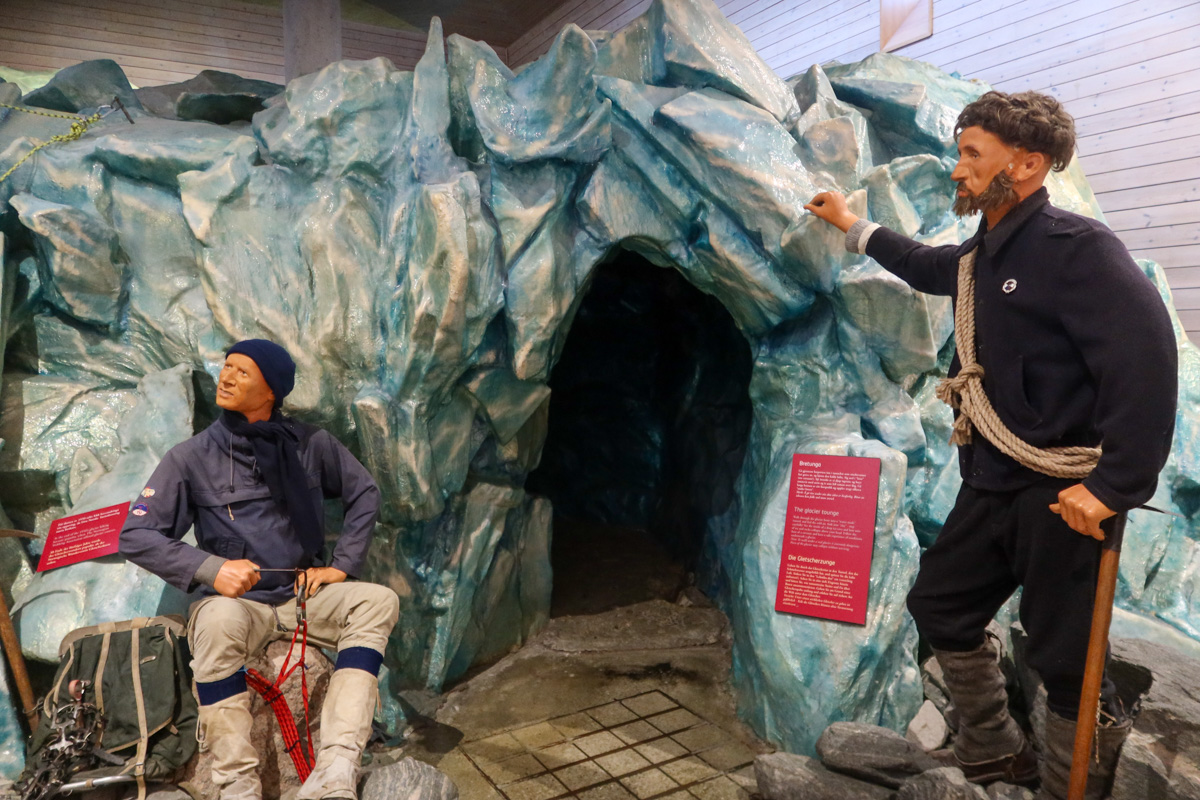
[459,691,757,799]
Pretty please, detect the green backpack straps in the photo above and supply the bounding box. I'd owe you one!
[20,616,199,800]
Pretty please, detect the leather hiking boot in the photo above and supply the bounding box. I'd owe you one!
[1036,708,1130,800]
[932,737,1039,785]
[933,636,1033,785]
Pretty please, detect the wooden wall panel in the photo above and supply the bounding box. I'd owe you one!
[0,0,446,88]
[344,23,432,69]
[509,0,653,65]
[509,0,1200,341]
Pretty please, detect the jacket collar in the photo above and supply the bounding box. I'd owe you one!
[978,186,1050,255]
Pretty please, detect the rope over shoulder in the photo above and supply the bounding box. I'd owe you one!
[937,248,1101,480]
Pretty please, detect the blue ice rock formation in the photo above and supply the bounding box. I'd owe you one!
[12,365,195,662]
[1,0,1199,761]
[0,658,21,783]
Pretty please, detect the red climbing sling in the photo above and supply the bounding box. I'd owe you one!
[245,570,316,781]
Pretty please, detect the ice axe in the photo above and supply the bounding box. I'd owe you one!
[0,528,39,731]
[1068,512,1127,800]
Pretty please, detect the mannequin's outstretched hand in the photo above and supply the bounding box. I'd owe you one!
[804,191,859,232]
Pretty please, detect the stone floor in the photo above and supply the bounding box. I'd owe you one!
[455,688,758,799]
[399,601,771,800]
[392,518,774,800]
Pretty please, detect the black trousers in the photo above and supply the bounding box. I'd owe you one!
[906,479,1106,719]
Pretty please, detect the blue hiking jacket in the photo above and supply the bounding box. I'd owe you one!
[119,415,380,604]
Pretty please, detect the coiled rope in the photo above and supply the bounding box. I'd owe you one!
[934,248,1101,478]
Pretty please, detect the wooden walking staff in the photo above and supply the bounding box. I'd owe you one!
[0,528,39,731]
[1068,512,1127,800]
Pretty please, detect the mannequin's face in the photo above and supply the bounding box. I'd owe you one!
[951,126,1041,220]
[216,353,275,421]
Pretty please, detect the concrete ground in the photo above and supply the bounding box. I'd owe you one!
[389,518,775,800]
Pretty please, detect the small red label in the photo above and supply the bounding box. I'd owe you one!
[775,454,881,625]
[37,502,130,572]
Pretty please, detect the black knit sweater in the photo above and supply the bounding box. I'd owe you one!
[863,188,1178,511]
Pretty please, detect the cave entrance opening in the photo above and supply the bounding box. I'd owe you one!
[525,248,754,618]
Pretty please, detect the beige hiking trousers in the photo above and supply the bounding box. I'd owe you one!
[187,581,399,683]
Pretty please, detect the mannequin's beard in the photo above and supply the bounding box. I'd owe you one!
[953,170,1019,217]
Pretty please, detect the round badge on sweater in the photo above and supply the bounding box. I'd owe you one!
[1002,279,1017,294]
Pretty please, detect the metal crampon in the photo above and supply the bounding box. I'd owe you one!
[16,680,118,800]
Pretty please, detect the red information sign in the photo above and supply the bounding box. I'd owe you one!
[37,502,130,572]
[775,454,881,625]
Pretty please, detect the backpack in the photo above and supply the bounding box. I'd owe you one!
[18,616,198,800]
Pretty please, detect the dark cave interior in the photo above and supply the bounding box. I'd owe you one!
[526,249,754,616]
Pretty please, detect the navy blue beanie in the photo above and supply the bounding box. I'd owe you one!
[226,339,295,408]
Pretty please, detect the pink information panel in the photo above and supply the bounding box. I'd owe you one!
[37,502,130,572]
[775,454,881,625]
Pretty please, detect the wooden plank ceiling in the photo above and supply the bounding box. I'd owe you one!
[365,0,566,48]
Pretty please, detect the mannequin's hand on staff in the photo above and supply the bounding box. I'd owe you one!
[1050,483,1115,541]
[296,566,347,598]
[804,191,860,233]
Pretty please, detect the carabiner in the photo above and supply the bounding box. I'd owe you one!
[294,570,308,627]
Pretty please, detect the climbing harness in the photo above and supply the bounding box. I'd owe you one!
[245,569,316,781]
[0,96,133,184]
[935,248,1102,478]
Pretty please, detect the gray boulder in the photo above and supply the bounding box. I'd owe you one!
[987,782,1035,799]
[1109,638,1200,799]
[906,699,949,751]
[361,757,458,800]
[816,721,940,788]
[1111,728,1200,799]
[21,59,141,114]
[896,767,989,799]
[1110,638,1200,743]
[136,70,283,124]
[755,752,892,799]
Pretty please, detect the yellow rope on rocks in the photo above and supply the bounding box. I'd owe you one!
[0,103,105,184]
[935,248,1102,479]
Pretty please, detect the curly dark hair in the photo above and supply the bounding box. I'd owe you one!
[954,91,1076,172]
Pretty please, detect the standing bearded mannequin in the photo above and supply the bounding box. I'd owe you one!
[121,340,400,800]
[805,91,1177,799]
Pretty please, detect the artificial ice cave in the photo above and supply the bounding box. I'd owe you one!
[2,0,1199,786]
